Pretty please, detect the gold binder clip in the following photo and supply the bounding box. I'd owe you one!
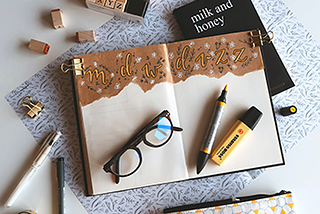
[60,58,85,75]
[21,96,44,119]
[250,30,274,47]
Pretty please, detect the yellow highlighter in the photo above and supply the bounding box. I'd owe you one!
[211,106,262,166]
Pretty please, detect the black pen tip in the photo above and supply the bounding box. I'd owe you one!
[196,152,209,174]
[196,165,204,174]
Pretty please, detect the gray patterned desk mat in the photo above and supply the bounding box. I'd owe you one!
[5,0,320,213]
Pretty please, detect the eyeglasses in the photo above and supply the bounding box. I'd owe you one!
[103,110,183,183]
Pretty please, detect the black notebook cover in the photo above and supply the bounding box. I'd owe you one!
[173,0,294,96]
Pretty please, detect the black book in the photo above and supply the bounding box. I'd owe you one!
[173,0,294,96]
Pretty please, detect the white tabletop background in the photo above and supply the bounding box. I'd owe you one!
[0,0,319,213]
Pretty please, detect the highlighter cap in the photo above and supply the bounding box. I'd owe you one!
[239,106,263,130]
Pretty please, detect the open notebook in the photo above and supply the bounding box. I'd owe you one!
[62,30,284,195]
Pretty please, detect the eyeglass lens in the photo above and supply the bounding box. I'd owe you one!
[145,116,172,146]
[112,148,141,176]
[112,116,173,176]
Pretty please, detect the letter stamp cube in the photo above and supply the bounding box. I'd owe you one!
[28,39,50,54]
[76,30,96,43]
[114,0,126,11]
[95,0,107,6]
[105,0,116,9]
[51,9,65,29]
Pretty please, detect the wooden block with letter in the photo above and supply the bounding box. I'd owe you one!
[95,0,107,6]
[28,39,50,54]
[51,9,65,29]
[85,0,149,22]
[105,0,116,9]
[76,30,96,43]
[114,0,126,11]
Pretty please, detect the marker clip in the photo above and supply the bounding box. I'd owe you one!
[18,210,37,214]
[250,30,274,47]
[61,58,85,75]
[21,96,44,119]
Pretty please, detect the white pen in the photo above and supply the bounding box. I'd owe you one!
[5,131,62,208]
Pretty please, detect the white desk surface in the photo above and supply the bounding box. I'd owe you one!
[0,0,319,213]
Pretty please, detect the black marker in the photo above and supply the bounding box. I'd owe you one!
[196,85,227,174]
[57,158,65,214]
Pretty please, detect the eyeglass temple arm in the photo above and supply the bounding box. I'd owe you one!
[149,124,183,132]
[122,111,170,147]
[123,110,183,147]
[122,123,149,148]
[122,111,180,148]
[173,126,183,131]
[114,160,120,184]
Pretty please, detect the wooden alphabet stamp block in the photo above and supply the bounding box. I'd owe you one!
[85,0,149,21]
[105,0,116,9]
[114,0,126,11]
[76,30,96,43]
[95,0,107,6]
[51,9,65,29]
[28,39,50,54]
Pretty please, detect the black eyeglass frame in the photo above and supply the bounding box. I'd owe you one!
[102,110,183,178]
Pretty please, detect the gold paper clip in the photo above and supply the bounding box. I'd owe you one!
[21,96,44,119]
[250,30,274,47]
[60,58,85,75]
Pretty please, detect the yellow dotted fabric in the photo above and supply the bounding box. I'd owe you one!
[170,193,297,214]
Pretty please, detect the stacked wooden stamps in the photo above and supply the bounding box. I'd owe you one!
[85,0,149,22]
